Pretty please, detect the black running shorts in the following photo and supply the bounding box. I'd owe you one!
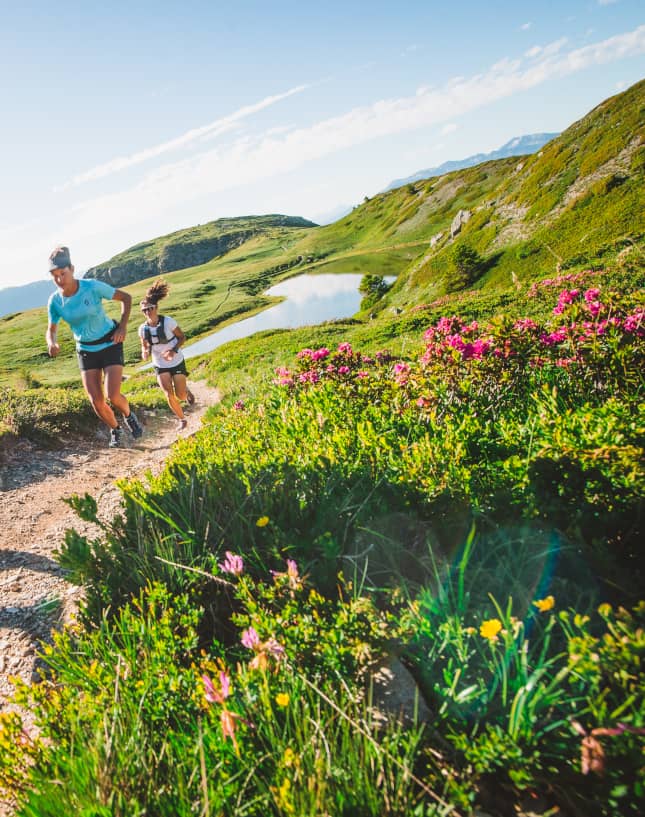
[154,359,188,376]
[77,343,125,371]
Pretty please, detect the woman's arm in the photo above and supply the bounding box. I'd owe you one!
[141,336,151,361]
[162,326,186,361]
[46,322,60,357]
[112,289,132,343]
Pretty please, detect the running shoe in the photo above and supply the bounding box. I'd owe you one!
[109,426,122,448]
[186,390,195,406]
[124,411,143,439]
[177,418,188,431]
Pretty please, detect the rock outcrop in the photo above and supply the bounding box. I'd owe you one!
[450,209,471,238]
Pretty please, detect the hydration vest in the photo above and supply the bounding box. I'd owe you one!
[142,315,172,346]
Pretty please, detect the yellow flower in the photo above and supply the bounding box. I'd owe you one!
[283,747,296,767]
[479,618,503,641]
[533,595,555,613]
[275,692,290,708]
[256,516,270,528]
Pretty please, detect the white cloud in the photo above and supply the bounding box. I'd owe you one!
[520,22,532,31]
[56,84,310,191]
[441,123,458,135]
[525,37,569,59]
[542,37,569,56]
[615,79,628,90]
[598,0,619,6]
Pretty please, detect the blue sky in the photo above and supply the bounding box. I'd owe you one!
[1,0,643,290]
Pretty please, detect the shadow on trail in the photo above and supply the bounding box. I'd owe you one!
[0,549,62,575]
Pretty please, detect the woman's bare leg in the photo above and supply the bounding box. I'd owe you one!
[104,365,131,416]
[157,371,185,420]
[81,368,119,429]
[172,373,188,402]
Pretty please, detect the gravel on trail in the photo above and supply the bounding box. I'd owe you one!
[0,379,219,715]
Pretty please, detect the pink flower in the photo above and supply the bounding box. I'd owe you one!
[272,558,303,591]
[338,365,350,375]
[297,348,314,359]
[337,342,353,354]
[624,309,644,335]
[311,347,330,361]
[219,551,244,576]
[286,559,299,583]
[233,400,245,411]
[220,708,240,749]
[356,370,369,379]
[203,671,231,705]
[298,370,320,384]
[241,627,261,651]
[264,638,286,660]
[471,339,491,358]
[514,318,538,332]
[273,366,294,387]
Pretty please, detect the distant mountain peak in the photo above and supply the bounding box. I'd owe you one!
[383,132,559,192]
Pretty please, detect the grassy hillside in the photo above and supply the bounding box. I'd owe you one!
[84,214,318,285]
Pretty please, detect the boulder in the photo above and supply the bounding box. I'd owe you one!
[450,208,472,238]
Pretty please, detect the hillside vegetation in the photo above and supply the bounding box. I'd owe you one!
[0,81,644,816]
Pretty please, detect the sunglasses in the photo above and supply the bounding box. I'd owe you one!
[141,306,155,313]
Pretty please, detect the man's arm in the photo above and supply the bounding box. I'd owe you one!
[112,289,132,343]
[46,322,60,357]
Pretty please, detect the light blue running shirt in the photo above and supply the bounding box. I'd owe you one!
[48,279,117,351]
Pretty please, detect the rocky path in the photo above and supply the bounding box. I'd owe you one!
[0,379,219,715]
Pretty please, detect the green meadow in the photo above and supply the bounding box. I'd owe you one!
[0,81,644,816]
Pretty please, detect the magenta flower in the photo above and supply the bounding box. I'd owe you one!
[338,365,350,375]
[297,348,314,359]
[337,342,353,354]
[540,329,567,346]
[219,551,244,576]
[241,627,261,651]
[233,400,245,411]
[311,347,330,361]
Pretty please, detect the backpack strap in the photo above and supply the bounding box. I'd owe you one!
[143,315,168,345]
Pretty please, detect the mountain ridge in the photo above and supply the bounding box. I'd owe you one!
[0,279,56,320]
[383,132,559,191]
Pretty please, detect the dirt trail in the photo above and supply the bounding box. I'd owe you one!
[0,379,220,713]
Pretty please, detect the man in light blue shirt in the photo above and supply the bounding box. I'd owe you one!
[46,246,143,448]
